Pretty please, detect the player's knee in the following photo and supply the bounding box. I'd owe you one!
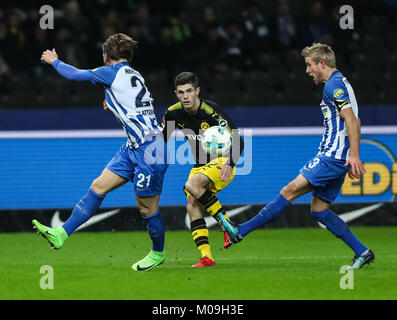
[90,177,107,196]
[186,196,199,212]
[185,179,198,197]
[280,182,297,200]
[186,197,203,220]
[185,174,208,198]
[137,201,150,216]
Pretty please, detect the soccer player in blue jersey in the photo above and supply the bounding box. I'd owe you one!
[32,33,168,271]
[220,43,375,269]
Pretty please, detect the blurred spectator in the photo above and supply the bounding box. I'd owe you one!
[241,1,272,68]
[195,5,221,41]
[218,21,245,70]
[101,9,124,32]
[301,0,333,45]
[273,0,301,53]
[0,0,394,108]
[169,10,193,43]
[3,10,26,72]
[241,1,271,49]
[155,25,179,79]
[133,3,156,44]
[59,0,92,67]
[330,3,360,57]
[26,27,53,78]
[0,54,11,94]
[126,23,155,74]
[200,27,230,74]
[54,27,80,67]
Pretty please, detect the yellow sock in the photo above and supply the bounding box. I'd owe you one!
[198,243,213,260]
[191,219,213,261]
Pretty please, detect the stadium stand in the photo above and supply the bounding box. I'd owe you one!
[0,0,395,108]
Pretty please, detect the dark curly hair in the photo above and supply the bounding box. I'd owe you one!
[174,72,199,89]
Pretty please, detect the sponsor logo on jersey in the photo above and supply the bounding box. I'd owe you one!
[333,88,344,98]
[186,134,203,140]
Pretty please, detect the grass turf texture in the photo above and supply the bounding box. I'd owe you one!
[1,226,396,300]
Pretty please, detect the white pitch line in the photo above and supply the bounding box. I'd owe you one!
[1,125,397,139]
[166,254,396,261]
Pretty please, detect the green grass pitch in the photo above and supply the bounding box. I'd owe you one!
[1,226,396,300]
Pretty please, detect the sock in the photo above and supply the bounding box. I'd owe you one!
[62,188,105,236]
[143,210,165,252]
[239,194,291,237]
[197,190,228,222]
[311,209,368,256]
[191,218,213,260]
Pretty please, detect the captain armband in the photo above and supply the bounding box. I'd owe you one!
[335,99,351,110]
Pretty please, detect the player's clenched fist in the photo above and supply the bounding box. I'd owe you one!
[41,48,58,64]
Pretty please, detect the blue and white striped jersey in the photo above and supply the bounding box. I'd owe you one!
[318,70,358,161]
[87,62,162,149]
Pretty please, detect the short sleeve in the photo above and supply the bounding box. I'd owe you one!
[324,79,351,111]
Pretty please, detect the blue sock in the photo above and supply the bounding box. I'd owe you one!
[62,188,105,236]
[311,209,368,256]
[143,210,165,252]
[239,194,291,237]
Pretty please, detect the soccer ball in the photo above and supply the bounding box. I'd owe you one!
[201,125,232,156]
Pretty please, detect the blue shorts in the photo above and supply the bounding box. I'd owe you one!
[106,135,168,197]
[299,154,349,203]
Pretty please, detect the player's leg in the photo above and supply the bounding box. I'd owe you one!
[311,193,374,269]
[63,168,127,234]
[33,144,133,249]
[33,168,127,249]
[184,165,233,248]
[185,158,235,222]
[132,194,166,271]
[185,172,227,219]
[131,137,168,271]
[220,173,314,242]
[187,195,216,267]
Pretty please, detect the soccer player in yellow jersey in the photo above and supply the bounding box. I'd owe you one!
[162,72,244,267]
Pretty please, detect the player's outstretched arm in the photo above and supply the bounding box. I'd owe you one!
[41,48,58,64]
[41,48,92,82]
[340,108,367,179]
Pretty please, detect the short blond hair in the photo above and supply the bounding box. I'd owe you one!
[300,43,336,68]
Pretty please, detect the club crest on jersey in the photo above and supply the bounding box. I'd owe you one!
[219,119,228,128]
[201,122,210,130]
[320,101,330,118]
[333,88,344,99]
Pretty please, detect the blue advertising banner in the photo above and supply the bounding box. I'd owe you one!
[0,129,396,209]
